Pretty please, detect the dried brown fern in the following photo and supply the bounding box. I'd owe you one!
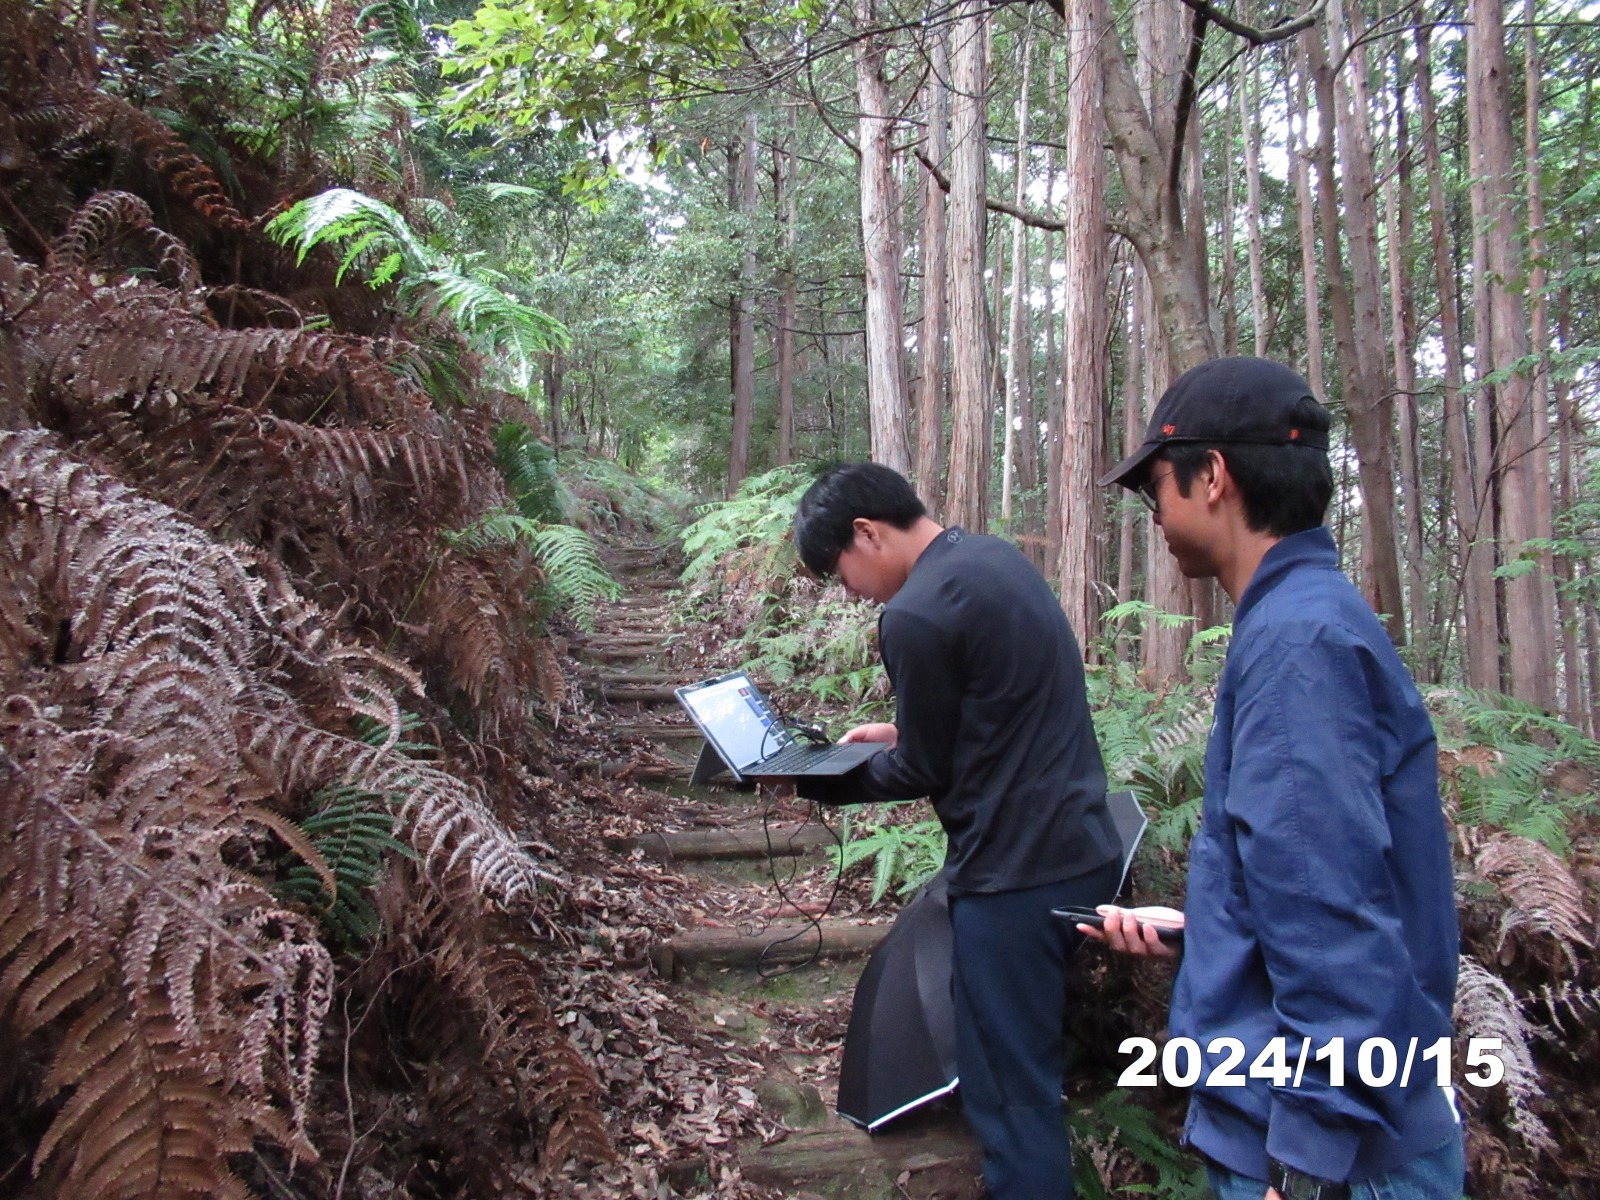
[1473,832,1593,972]
[1,419,614,1191]
[0,709,331,1199]
[0,23,605,1185]
[95,94,254,234]
[246,715,562,912]
[1455,955,1555,1156]
[5,198,550,747]
[340,883,614,1191]
[46,189,205,293]
[1,206,550,752]
[0,431,352,1194]
[1537,980,1600,1038]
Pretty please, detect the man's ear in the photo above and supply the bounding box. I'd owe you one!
[1203,449,1230,503]
[852,516,880,548]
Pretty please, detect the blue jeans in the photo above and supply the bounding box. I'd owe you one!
[1206,1126,1464,1200]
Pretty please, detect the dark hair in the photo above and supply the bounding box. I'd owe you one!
[793,462,927,576]
[1162,396,1334,536]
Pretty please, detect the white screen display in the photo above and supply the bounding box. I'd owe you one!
[682,675,784,771]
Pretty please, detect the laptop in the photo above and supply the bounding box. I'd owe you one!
[675,671,885,782]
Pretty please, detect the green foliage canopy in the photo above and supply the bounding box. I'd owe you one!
[443,0,750,134]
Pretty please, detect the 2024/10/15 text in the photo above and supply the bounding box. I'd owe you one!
[1118,1036,1505,1089]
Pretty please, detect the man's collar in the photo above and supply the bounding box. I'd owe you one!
[1234,527,1338,625]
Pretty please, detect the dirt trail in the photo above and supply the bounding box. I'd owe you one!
[571,539,983,1200]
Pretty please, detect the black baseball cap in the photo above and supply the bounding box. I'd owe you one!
[1099,356,1331,489]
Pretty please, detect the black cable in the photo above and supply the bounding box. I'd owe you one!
[742,704,848,978]
[754,789,846,980]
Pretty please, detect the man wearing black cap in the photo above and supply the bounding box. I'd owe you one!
[1083,358,1464,1200]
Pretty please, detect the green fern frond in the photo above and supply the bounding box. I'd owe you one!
[266,188,569,390]
[678,465,815,584]
[446,511,618,630]
[1070,1090,1208,1200]
[836,808,945,902]
[358,0,426,52]
[527,522,621,629]
[1430,687,1600,851]
[495,422,564,522]
[273,785,415,949]
[265,187,435,284]
[411,268,568,360]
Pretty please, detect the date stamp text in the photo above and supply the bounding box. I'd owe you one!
[1117,1036,1505,1089]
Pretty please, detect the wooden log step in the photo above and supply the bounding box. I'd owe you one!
[597,671,677,685]
[739,1115,982,1199]
[583,632,670,645]
[615,723,701,741]
[605,823,836,861]
[601,684,680,704]
[650,919,888,979]
[579,645,661,664]
[609,544,671,555]
[584,760,690,783]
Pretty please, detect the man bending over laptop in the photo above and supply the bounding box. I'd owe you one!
[791,463,1121,1200]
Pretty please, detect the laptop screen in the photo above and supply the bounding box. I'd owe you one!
[678,673,790,772]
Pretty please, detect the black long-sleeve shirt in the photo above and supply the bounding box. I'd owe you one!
[806,527,1120,895]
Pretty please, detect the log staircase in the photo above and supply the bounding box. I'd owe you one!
[573,540,984,1200]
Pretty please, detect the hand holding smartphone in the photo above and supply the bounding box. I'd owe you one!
[1055,904,1185,946]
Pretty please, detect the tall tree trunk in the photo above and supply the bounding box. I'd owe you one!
[1305,9,1405,642]
[1468,0,1557,708]
[1242,49,1267,357]
[855,0,912,473]
[988,219,1007,413]
[1102,0,1214,681]
[1522,0,1564,717]
[543,349,565,456]
[1554,306,1582,728]
[1095,0,1215,375]
[945,0,992,531]
[1288,46,1326,399]
[1220,66,1238,356]
[1560,79,1594,729]
[777,109,798,466]
[1385,43,1427,667]
[1058,0,1108,650]
[1001,21,1036,523]
[915,27,951,512]
[1043,52,1063,573]
[1117,266,1145,663]
[1415,26,1497,691]
[727,123,758,495]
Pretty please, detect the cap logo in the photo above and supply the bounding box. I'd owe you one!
[1290,429,1300,440]
[1162,424,1176,436]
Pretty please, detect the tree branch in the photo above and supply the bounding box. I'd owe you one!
[1168,7,1209,202]
[1168,0,1329,44]
[912,148,1066,232]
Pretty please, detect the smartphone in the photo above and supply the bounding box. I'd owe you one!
[1054,905,1184,945]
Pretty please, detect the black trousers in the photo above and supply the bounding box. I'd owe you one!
[949,859,1123,1200]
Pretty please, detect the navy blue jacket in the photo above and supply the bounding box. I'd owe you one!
[1170,528,1459,1183]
